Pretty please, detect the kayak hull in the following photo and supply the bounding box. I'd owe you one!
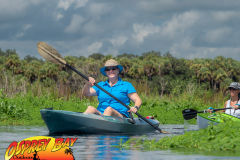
[197,114,218,129]
[197,113,240,129]
[40,109,160,134]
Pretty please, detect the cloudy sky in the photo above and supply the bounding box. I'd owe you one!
[1,0,240,60]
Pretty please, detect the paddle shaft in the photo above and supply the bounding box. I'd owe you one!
[183,107,238,115]
[66,63,162,133]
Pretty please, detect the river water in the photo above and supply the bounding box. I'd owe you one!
[0,125,239,160]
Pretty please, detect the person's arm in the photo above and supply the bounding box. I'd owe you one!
[127,92,142,114]
[221,101,228,113]
[207,101,227,113]
[82,77,97,97]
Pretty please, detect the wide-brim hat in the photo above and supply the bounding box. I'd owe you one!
[229,82,240,89]
[100,59,123,76]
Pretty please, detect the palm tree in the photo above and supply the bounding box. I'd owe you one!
[199,67,211,89]
[0,56,6,64]
[213,68,227,90]
[221,78,232,93]
[58,71,70,84]
[25,66,38,83]
[128,64,144,82]
[156,58,166,77]
[119,58,132,78]
[142,60,158,81]
[86,60,101,79]
[64,56,77,66]
[224,58,239,80]
[5,54,21,74]
[64,148,73,155]
[38,62,59,80]
[45,64,58,79]
[64,148,75,160]
[102,55,113,64]
[214,56,225,69]
[29,60,41,69]
[38,67,47,79]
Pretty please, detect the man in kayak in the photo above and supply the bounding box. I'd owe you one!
[208,82,240,118]
[82,59,142,118]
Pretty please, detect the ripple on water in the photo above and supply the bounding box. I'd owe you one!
[1,125,239,160]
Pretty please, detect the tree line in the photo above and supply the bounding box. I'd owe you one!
[0,48,239,97]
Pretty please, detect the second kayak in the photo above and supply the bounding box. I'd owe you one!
[197,113,240,129]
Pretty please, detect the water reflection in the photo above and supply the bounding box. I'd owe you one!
[47,133,132,160]
[1,125,240,160]
[77,135,130,160]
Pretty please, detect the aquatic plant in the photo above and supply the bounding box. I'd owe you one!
[0,92,99,125]
[120,121,240,151]
[0,88,228,125]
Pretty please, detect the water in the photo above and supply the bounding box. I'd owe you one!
[0,125,239,160]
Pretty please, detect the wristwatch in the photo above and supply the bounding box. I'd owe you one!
[134,106,139,111]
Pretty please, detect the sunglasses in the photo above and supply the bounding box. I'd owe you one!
[229,88,237,91]
[105,66,118,71]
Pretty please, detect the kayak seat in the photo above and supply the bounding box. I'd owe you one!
[94,112,100,115]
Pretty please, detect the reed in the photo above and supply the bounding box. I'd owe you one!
[0,75,231,125]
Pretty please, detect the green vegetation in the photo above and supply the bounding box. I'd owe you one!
[0,91,98,125]
[0,48,236,125]
[118,121,240,151]
[0,49,238,98]
[0,88,227,125]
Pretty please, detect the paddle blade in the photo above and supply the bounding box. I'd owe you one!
[37,41,66,65]
[182,109,197,120]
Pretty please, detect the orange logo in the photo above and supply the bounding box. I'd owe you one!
[5,136,77,160]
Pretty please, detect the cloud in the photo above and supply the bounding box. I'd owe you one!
[0,0,43,20]
[57,0,75,10]
[132,23,160,43]
[64,14,85,33]
[160,11,200,39]
[14,24,32,40]
[89,3,112,18]
[109,36,128,47]
[0,40,40,58]
[103,48,119,56]
[23,24,32,31]
[87,42,103,54]
[203,27,232,44]
[169,37,240,60]
[75,0,88,9]
[212,11,239,22]
[57,0,88,10]
[1,0,240,61]
[56,14,64,21]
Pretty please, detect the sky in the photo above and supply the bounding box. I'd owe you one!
[1,0,240,60]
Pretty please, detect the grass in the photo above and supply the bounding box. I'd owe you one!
[0,92,98,125]
[118,121,240,151]
[0,87,228,125]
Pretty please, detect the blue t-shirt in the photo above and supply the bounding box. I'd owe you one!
[92,77,136,117]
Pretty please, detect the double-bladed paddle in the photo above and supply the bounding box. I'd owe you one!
[182,107,240,120]
[37,41,170,134]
